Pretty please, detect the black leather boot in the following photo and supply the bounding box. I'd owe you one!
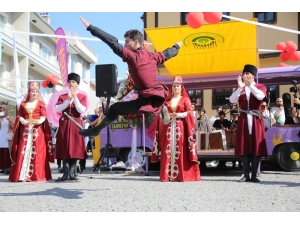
[69,159,78,180]
[55,160,70,182]
[78,116,115,137]
[251,156,260,183]
[238,155,251,182]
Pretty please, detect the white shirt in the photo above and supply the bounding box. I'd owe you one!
[0,118,9,148]
[229,82,265,134]
[271,107,285,125]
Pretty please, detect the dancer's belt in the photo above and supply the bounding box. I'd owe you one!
[239,109,268,119]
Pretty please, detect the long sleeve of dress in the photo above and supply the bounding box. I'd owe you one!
[38,117,45,124]
[55,99,70,113]
[20,117,28,125]
[73,97,86,114]
[176,112,188,118]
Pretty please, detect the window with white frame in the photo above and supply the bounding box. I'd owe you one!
[82,66,86,81]
[0,63,6,86]
[70,59,76,72]
[39,42,52,61]
[0,13,7,30]
[0,63,4,85]
[29,36,34,50]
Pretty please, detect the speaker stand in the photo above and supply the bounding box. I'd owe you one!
[93,96,121,174]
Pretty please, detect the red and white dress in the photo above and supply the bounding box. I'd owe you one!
[9,100,53,182]
[151,96,201,182]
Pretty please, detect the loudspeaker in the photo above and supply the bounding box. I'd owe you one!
[95,64,118,97]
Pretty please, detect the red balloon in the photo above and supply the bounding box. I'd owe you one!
[51,77,59,85]
[143,40,149,51]
[53,74,60,80]
[290,51,300,62]
[276,42,286,51]
[279,51,290,62]
[285,41,297,54]
[41,80,48,88]
[186,12,204,29]
[278,63,288,67]
[203,12,223,24]
[46,74,53,81]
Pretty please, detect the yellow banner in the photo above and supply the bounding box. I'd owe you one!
[145,19,258,77]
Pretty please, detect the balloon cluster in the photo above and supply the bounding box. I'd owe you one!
[186,12,223,29]
[276,41,300,67]
[41,74,60,88]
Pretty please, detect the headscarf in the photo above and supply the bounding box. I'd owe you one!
[0,104,8,129]
[0,104,8,117]
[21,81,45,103]
[166,76,190,100]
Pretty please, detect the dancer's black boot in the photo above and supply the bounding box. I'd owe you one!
[55,160,70,182]
[238,155,251,182]
[251,156,260,183]
[69,159,78,180]
[78,116,115,137]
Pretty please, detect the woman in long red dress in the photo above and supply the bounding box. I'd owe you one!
[151,76,201,182]
[9,82,54,182]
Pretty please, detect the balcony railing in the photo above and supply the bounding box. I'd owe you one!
[0,21,58,68]
[0,80,16,92]
[0,78,26,94]
[65,31,97,58]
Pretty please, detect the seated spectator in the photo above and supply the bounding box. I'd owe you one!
[213,110,231,131]
[271,98,285,125]
[197,108,210,132]
[261,100,274,130]
[209,106,223,130]
[291,106,300,124]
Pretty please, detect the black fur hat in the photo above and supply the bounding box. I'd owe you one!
[68,72,80,84]
[242,64,257,76]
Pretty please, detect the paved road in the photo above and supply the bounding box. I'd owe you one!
[0,156,299,212]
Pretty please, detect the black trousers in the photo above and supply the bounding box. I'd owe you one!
[105,96,156,120]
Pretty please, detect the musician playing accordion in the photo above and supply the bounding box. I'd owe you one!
[229,64,268,183]
[54,73,88,182]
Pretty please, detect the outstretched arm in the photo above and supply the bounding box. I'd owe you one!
[80,16,123,58]
[163,42,182,61]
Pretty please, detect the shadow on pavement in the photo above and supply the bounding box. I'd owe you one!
[0,187,100,199]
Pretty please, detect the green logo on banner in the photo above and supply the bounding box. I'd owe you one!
[183,32,224,50]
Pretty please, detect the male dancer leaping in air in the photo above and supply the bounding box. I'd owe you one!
[78,16,182,137]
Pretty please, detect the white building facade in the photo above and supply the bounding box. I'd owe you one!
[0,12,99,116]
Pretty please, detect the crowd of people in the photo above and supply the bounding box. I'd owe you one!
[1,17,299,184]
